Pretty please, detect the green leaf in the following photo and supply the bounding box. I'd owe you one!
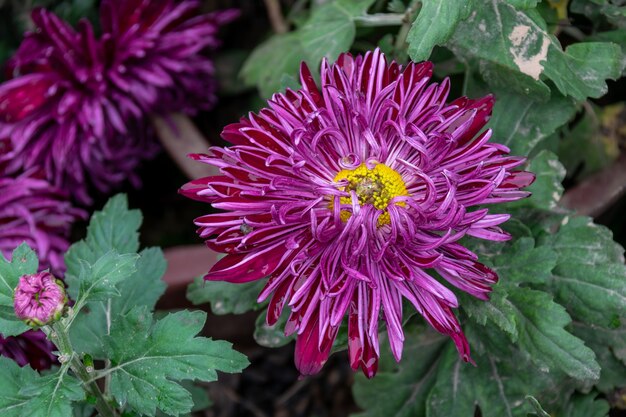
[462,241,598,380]
[486,88,576,157]
[427,345,559,417]
[0,358,84,417]
[461,233,599,380]
[507,0,541,8]
[104,307,249,416]
[517,150,565,210]
[0,244,38,335]
[65,194,141,303]
[352,328,447,417]
[184,380,212,414]
[571,0,626,29]
[506,287,600,381]
[70,248,167,357]
[187,278,265,315]
[462,236,558,339]
[240,33,309,98]
[241,0,375,97]
[407,0,474,61]
[353,327,569,417]
[74,251,138,303]
[279,73,301,92]
[0,357,36,416]
[558,104,622,180]
[556,393,610,417]
[156,381,212,417]
[477,61,551,100]
[0,244,38,305]
[588,30,626,75]
[111,248,167,315]
[449,1,623,100]
[572,321,626,393]
[462,234,561,350]
[65,194,141,296]
[0,317,29,337]
[469,236,558,286]
[299,0,372,62]
[253,309,294,348]
[543,42,623,101]
[489,238,557,284]
[541,216,626,328]
[63,195,166,359]
[461,286,519,339]
[19,367,84,417]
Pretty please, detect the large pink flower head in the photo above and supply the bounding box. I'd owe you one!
[182,50,534,378]
[0,1,237,203]
[0,172,86,274]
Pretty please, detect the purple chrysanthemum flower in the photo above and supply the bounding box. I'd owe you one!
[182,50,534,378]
[0,172,86,273]
[0,175,86,369]
[0,174,81,370]
[14,271,67,327]
[0,330,56,370]
[100,0,239,115]
[0,1,237,203]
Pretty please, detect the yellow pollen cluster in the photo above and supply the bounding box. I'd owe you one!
[331,163,409,226]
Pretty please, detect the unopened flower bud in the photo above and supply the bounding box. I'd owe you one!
[13,272,67,327]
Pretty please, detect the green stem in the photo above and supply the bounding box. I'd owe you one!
[104,299,112,395]
[263,0,288,34]
[354,13,405,27]
[394,1,421,52]
[47,323,118,417]
[394,18,411,51]
[63,302,81,329]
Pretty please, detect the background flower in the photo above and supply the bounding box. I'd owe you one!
[0,1,236,203]
[0,171,85,274]
[182,49,534,378]
[0,330,55,370]
[99,0,239,115]
[0,171,83,369]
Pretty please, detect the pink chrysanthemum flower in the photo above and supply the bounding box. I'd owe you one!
[0,172,86,273]
[0,1,236,203]
[182,50,534,378]
[14,271,67,327]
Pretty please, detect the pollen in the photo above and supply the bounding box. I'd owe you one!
[332,163,409,226]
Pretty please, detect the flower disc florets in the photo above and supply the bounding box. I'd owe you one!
[333,162,409,225]
[182,49,534,378]
[14,271,67,327]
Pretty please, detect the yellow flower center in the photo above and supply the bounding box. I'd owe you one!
[332,163,409,226]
